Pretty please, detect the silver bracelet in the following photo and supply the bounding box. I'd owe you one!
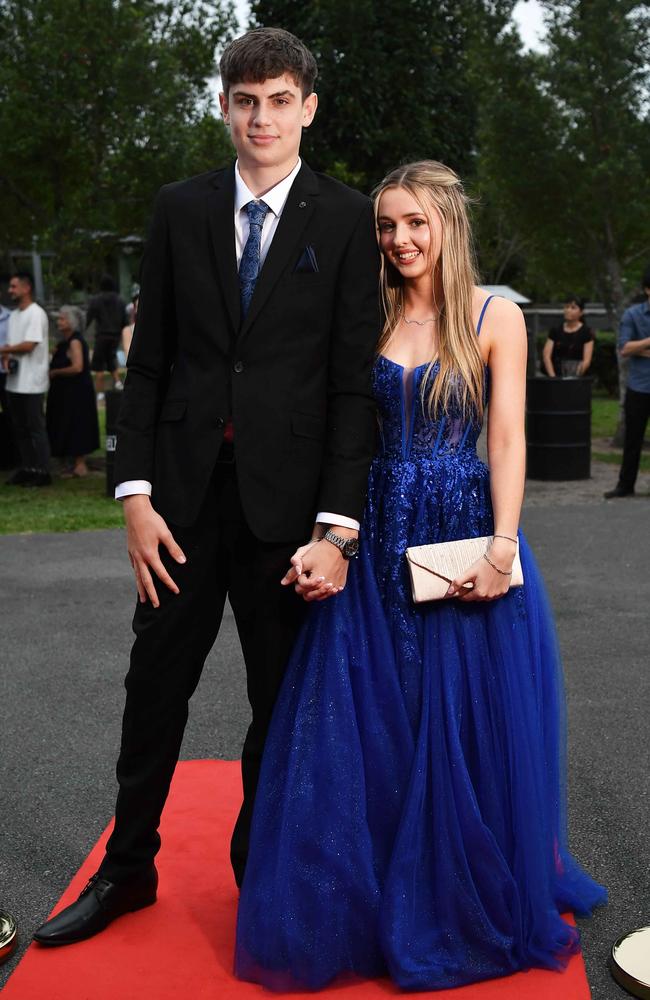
[483,552,512,576]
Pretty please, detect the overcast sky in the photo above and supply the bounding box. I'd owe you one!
[231,0,548,50]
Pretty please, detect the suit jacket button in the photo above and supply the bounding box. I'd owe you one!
[233,361,244,374]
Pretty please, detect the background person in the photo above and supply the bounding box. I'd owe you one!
[0,271,51,487]
[0,300,17,467]
[0,301,10,409]
[604,265,650,498]
[87,275,128,399]
[542,294,594,377]
[46,305,99,478]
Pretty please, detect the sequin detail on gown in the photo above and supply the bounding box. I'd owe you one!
[235,312,607,992]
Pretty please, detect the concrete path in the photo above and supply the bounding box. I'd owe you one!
[1,475,648,998]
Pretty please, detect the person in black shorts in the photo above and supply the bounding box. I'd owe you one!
[88,275,128,398]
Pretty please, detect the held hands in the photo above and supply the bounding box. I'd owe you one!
[281,535,352,602]
[446,537,516,602]
[123,495,186,608]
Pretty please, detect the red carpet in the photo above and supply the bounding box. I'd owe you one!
[5,760,590,999]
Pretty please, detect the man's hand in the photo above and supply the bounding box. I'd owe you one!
[123,495,186,608]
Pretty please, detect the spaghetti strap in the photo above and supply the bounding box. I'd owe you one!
[477,294,495,335]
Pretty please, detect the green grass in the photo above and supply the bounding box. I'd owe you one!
[1,470,125,534]
[593,451,650,472]
[590,396,650,468]
[0,406,125,535]
[591,396,621,439]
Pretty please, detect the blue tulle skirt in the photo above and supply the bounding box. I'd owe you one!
[235,454,607,992]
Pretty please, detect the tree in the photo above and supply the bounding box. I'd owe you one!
[0,0,236,292]
[249,0,479,192]
[472,0,650,316]
[540,0,650,319]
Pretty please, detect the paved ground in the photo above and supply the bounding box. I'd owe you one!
[1,467,649,997]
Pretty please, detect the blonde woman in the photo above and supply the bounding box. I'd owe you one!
[236,161,606,991]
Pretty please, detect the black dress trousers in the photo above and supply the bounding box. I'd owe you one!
[619,387,650,491]
[100,462,308,887]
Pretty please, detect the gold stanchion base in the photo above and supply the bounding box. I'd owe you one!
[0,911,17,965]
[611,927,650,999]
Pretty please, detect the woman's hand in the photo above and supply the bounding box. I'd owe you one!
[446,538,516,602]
[281,538,321,586]
[281,535,352,602]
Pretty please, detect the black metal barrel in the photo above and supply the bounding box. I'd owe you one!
[526,377,591,480]
[105,390,123,497]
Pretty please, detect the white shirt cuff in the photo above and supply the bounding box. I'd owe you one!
[315,512,361,531]
[115,480,152,500]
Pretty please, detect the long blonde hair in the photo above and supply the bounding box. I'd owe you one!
[374,160,484,420]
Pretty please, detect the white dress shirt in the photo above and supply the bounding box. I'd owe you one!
[116,159,360,532]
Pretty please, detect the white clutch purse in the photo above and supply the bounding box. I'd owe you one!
[405,536,524,603]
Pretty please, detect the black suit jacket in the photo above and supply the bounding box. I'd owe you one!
[115,161,381,541]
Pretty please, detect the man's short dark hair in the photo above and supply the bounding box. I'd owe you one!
[220,27,317,99]
[11,270,34,291]
[100,274,117,292]
[641,265,650,291]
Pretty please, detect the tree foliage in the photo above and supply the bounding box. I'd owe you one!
[250,0,478,191]
[0,0,236,290]
[473,0,650,314]
[1,0,648,309]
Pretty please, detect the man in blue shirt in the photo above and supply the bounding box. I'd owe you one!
[605,266,650,498]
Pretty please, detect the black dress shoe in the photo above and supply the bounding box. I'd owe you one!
[603,485,635,499]
[33,868,158,946]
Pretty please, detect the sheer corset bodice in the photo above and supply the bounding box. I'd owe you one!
[374,355,484,461]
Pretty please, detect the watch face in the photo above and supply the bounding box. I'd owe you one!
[344,538,360,558]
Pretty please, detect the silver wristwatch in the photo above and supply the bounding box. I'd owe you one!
[323,528,360,559]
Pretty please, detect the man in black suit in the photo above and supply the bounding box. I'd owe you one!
[35,27,380,945]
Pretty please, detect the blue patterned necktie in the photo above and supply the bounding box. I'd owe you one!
[239,200,270,318]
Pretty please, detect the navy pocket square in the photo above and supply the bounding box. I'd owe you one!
[293,245,319,274]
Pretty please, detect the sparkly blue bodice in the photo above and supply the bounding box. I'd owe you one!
[373,355,484,461]
[364,354,494,607]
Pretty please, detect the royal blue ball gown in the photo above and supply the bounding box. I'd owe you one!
[235,305,606,992]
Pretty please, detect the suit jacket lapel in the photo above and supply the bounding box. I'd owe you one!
[207,165,240,338]
[238,163,320,341]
